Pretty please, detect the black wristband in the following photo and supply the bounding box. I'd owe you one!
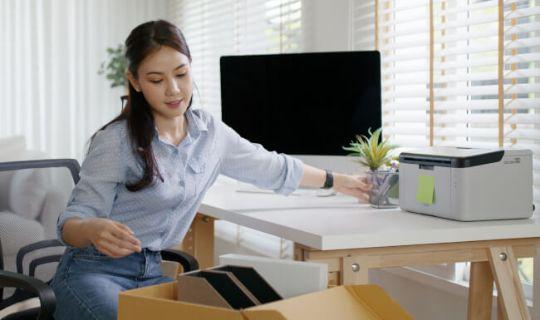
[321,169,334,189]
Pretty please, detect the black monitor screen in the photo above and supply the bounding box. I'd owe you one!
[220,51,381,155]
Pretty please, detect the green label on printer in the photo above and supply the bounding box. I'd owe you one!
[416,175,435,205]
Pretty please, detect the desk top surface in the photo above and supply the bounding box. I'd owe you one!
[200,178,540,250]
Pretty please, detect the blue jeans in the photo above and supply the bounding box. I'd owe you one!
[50,246,173,320]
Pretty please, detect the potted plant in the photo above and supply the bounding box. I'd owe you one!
[343,128,399,208]
[98,44,127,89]
[98,44,128,109]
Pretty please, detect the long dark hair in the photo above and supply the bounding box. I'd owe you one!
[92,20,192,192]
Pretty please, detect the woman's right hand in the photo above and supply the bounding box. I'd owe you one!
[82,218,142,258]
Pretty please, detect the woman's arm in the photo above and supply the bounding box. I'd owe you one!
[218,121,303,195]
[57,124,141,257]
[299,164,371,202]
[62,218,92,248]
[298,164,326,188]
[62,218,141,257]
[216,117,370,201]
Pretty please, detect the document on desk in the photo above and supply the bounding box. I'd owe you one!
[235,183,336,197]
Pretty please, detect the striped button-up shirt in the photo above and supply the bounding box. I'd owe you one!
[57,107,304,250]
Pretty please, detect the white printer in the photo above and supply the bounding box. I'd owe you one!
[398,147,533,221]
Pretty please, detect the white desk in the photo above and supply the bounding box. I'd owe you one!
[177,179,540,320]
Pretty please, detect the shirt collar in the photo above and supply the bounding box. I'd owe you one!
[153,107,208,147]
[185,107,208,134]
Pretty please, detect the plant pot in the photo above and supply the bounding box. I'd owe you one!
[366,170,399,209]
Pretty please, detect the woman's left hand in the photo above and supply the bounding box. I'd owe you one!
[333,173,371,203]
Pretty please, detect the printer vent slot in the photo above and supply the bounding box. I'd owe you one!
[401,156,452,167]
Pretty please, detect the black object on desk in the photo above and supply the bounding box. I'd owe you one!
[220,51,382,156]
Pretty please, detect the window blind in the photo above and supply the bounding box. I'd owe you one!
[352,0,539,292]
[171,0,302,118]
[353,0,540,203]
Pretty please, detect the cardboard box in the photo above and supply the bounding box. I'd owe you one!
[176,265,282,309]
[118,281,412,320]
[211,265,282,304]
[177,269,263,309]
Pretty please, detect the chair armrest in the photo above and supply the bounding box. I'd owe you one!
[0,270,55,320]
[17,239,64,274]
[160,249,199,272]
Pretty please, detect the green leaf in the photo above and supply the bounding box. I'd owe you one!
[99,44,127,89]
[342,127,397,170]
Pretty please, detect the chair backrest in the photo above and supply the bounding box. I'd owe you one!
[0,159,80,299]
[0,136,47,211]
[0,171,15,211]
[0,160,80,184]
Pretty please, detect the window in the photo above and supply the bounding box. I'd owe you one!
[352,0,540,298]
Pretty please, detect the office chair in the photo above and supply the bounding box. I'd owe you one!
[0,159,199,320]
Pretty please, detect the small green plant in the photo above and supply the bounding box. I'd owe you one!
[98,44,127,88]
[343,128,397,171]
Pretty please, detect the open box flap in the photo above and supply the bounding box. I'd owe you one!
[242,285,412,320]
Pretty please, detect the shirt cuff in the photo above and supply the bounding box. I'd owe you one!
[274,155,304,195]
[55,209,91,247]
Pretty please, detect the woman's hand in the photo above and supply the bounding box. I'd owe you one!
[82,218,142,258]
[333,173,371,203]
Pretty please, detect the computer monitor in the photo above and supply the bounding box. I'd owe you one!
[220,51,381,156]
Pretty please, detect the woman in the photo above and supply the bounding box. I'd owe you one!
[50,20,371,320]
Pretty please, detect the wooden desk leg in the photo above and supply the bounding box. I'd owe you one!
[468,261,493,320]
[497,295,508,320]
[175,213,215,269]
[488,246,531,320]
[342,256,369,285]
[294,244,342,287]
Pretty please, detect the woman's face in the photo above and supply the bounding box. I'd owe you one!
[129,46,193,120]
